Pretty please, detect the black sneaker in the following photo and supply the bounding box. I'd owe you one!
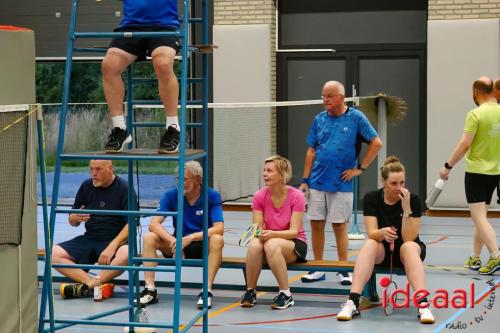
[240,289,257,308]
[158,125,180,154]
[104,127,132,153]
[60,283,90,299]
[271,292,294,310]
[197,291,213,309]
[135,288,159,307]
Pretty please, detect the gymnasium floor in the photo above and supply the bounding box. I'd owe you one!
[38,209,500,333]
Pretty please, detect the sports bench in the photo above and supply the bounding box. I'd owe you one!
[38,249,405,302]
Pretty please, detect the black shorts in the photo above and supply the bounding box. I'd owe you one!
[377,241,426,268]
[464,172,500,205]
[162,241,205,259]
[109,25,181,61]
[293,239,308,263]
[58,235,115,266]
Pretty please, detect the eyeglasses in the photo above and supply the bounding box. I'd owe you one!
[321,94,343,100]
[175,176,196,182]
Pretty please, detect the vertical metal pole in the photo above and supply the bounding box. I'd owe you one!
[125,65,137,331]
[201,0,209,332]
[377,97,388,175]
[39,1,79,332]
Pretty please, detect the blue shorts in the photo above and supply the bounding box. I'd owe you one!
[58,235,113,265]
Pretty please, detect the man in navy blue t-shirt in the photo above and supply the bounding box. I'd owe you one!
[52,160,130,299]
[102,0,182,154]
[299,81,382,285]
[138,161,224,309]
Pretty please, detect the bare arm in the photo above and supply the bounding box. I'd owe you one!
[440,132,475,179]
[365,216,398,243]
[68,205,89,227]
[149,215,176,243]
[98,223,128,265]
[188,221,224,242]
[401,216,420,242]
[299,147,315,194]
[341,136,383,181]
[257,211,304,241]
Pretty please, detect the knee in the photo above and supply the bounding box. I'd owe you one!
[332,222,347,233]
[51,245,66,263]
[153,57,174,77]
[209,234,224,251]
[143,232,159,249]
[247,239,263,255]
[263,239,280,257]
[400,241,419,262]
[115,245,129,263]
[101,56,123,78]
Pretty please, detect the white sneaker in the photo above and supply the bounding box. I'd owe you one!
[301,271,326,283]
[337,272,353,286]
[197,291,213,309]
[418,306,435,324]
[337,300,360,321]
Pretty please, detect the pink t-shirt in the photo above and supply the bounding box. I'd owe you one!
[252,186,307,244]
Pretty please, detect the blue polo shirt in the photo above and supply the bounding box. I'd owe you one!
[120,0,179,29]
[306,107,378,192]
[157,188,224,236]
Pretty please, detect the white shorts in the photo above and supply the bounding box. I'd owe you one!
[308,189,353,224]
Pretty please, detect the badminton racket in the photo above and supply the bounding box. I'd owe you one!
[383,227,397,316]
[238,224,261,247]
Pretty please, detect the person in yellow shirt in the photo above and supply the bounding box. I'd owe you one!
[439,77,500,275]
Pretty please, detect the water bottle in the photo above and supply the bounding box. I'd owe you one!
[425,179,447,207]
[94,275,102,302]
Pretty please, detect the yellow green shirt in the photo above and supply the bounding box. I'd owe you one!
[463,102,500,175]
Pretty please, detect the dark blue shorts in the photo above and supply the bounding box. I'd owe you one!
[58,235,112,265]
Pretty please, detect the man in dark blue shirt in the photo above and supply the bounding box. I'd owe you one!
[138,161,224,309]
[102,0,181,154]
[52,160,130,299]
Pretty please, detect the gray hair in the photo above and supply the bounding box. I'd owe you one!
[176,160,203,180]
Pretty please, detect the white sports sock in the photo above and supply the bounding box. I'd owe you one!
[146,284,156,291]
[280,289,291,297]
[111,115,126,130]
[166,116,179,129]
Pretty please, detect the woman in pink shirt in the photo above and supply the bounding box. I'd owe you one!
[240,155,307,310]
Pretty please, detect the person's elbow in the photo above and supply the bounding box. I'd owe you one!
[370,137,383,150]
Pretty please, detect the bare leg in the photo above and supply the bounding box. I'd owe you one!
[350,239,385,294]
[142,232,173,286]
[101,48,137,117]
[264,238,297,290]
[52,245,94,286]
[469,203,500,257]
[311,220,326,260]
[207,234,224,289]
[151,46,178,118]
[400,242,425,291]
[333,222,349,261]
[472,226,484,257]
[99,245,129,285]
[245,238,265,289]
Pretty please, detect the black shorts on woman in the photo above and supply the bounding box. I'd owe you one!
[363,189,426,268]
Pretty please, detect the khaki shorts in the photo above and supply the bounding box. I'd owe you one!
[308,189,353,224]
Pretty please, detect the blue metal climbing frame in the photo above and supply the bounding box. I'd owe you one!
[38,1,211,332]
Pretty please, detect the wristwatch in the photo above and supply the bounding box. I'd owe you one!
[444,162,452,170]
[403,211,413,218]
[357,163,366,171]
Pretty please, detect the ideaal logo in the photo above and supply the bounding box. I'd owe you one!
[379,278,497,329]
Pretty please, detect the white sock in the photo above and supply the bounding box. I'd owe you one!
[111,115,126,130]
[146,284,156,291]
[280,289,291,297]
[166,116,179,129]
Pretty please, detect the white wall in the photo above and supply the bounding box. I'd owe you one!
[427,19,500,209]
[213,24,272,201]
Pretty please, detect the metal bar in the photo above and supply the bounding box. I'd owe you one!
[132,121,203,128]
[59,152,208,161]
[132,99,202,105]
[73,47,107,53]
[132,257,204,266]
[51,319,174,330]
[180,308,208,332]
[52,263,177,272]
[74,31,183,38]
[54,208,176,217]
[39,1,79,332]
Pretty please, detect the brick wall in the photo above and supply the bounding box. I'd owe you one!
[429,0,500,20]
[214,0,277,153]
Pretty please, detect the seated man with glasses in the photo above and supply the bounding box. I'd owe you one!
[137,161,224,309]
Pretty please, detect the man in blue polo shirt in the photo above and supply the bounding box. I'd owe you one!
[299,81,382,285]
[102,0,181,154]
[138,161,224,309]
